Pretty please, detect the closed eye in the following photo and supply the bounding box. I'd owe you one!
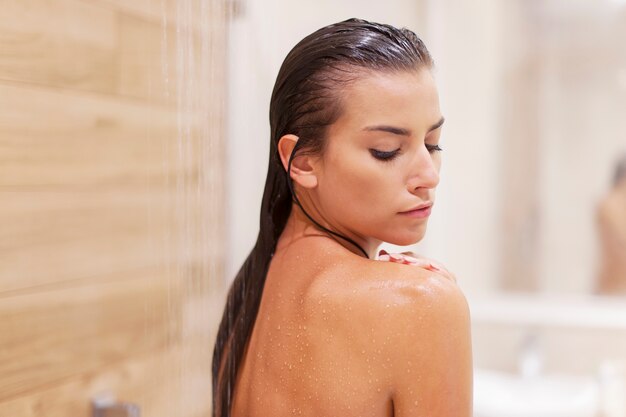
[426,144,443,153]
[369,148,400,162]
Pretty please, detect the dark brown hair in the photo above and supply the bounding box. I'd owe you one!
[211,17,434,416]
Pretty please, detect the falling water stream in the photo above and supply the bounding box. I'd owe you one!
[157,0,230,415]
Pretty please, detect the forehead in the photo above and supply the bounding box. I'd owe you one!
[331,68,441,134]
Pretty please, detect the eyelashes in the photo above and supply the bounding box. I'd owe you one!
[369,144,443,162]
[369,149,400,161]
[426,144,443,153]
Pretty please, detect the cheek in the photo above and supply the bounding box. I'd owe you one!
[319,159,397,218]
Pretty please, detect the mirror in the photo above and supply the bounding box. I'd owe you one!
[497,0,626,295]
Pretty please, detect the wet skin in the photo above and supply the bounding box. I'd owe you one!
[231,69,473,417]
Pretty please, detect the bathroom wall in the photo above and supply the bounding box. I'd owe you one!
[0,1,227,416]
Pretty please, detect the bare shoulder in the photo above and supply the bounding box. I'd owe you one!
[303,259,473,417]
[306,257,470,333]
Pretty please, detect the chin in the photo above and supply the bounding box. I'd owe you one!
[385,228,427,246]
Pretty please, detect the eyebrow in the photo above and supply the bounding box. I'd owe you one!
[363,116,445,136]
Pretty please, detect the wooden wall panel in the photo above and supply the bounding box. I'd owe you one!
[0,0,118,95]
[90,0,229,33]
[1,190,187,292]
[0,326,218,417]
[0,0,228,415]
[0,268,176,399]
[0,0,212,105]
[93,0,166,20]
[116,13,179,103]
[0,83,198,189]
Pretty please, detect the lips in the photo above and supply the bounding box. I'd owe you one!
[400,202,433,213]
[399,203,433,219]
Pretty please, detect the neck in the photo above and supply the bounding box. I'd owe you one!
[277,202,381,259]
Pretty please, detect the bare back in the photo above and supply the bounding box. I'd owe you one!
[231,237,472,417]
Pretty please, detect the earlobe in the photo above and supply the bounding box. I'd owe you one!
[277,134,318,189]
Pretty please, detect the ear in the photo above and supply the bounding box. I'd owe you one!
[277,134,319,189]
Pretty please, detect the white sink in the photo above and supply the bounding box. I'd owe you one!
[474,369,600,417]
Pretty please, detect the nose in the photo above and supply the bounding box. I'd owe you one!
[406,146,440,193]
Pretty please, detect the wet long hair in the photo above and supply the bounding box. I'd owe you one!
[211,17,434,416]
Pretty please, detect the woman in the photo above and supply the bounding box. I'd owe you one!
[595,153,626,295]
[212,18,472,417]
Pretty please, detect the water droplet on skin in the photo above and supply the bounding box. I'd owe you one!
[322,309,326,313]
[361,349,366,354]
[414,400,419,406]
[277,325,281,330]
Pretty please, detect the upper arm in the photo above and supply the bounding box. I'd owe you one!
[381,273,473,417]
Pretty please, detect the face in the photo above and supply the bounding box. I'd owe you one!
[310,68,443,247]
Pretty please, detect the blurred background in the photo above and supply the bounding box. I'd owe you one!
[1,0,625,416]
